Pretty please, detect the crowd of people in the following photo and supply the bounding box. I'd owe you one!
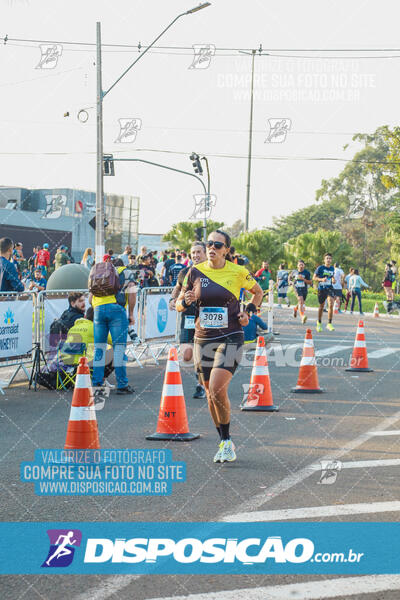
[2,233,400,465]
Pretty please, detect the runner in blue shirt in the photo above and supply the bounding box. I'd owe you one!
[289,260,312,324]
[313,253,336,332]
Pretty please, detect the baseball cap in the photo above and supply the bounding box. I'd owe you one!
[103,254,111,262]
[43,243,49,249]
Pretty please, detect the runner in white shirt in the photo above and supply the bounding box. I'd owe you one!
[332,262,344,313]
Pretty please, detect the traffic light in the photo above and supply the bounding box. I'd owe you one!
[190,152,203,175]
[103,154,115,176]
[195,227,203,241]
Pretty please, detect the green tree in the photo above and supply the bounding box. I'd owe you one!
[232,230,282,271]
[225,219,245,238]
[284,230,352,271]
[163,220,224,252]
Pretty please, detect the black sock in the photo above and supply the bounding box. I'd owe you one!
[328,318,332,323]
[216,426,222,440]
[220,423,230,441]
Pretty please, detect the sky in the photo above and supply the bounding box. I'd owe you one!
[1,0,400,234]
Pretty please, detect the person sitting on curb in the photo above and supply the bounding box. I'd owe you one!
[242,303,268,344]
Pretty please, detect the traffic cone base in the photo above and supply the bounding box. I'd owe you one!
[147,347,199,442]
[241,336,279,412]
[346,366,373,372]
[146,431,200,441]
[291,387,324,394]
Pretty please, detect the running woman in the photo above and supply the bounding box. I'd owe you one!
[176,230,263,463]
[313,253,336,332]
[169,241,207,399]
[289,260,312,324]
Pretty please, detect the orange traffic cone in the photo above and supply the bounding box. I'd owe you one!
[334,297,340,314]
[291,329,323,393]
[373,302,379,318]
[241,336,278,411]
[346,320,373,372]
[146,347,199,441]
[65,357,100,449]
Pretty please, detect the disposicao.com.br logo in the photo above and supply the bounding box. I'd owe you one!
[42,529,82,567]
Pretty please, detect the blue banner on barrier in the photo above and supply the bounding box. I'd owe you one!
[0,522,398,574]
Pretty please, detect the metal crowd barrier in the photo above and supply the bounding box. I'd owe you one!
[0,291,36,393]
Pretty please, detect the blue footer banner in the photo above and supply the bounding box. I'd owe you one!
[0,522,398,574]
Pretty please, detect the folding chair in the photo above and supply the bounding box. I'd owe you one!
[56,342,87,390]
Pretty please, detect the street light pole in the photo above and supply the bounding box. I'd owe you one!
[245,49,256,233]
[94,3,211,263]
[95,22,104,262]
[201,156,210,242]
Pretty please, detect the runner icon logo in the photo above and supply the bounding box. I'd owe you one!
[41,529,82,568]
[317,460,342,485]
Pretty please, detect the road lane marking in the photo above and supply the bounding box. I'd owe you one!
[315,345,351,357]
[75,409,400,600]
[222,408,400,516]
[144,575,400,600]
[223,500,400,522]
[369,347,399,358]
[368,430,400,436]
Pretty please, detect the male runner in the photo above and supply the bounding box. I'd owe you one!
[276,262,290,308]
[313,253,336,332]
[289,260,312,324]
[254,261,272,304]
[169,242,207,398]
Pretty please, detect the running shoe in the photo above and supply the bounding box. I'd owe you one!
[293,306,298,318]
[301,314,307,324]
[220,439,237,463]
[316,321,323,332]
[213,441,224,463]
[326,323,335,331]
[193,384,206,399]
[116,384,135,395]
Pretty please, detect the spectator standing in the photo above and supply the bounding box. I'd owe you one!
[28,246,38,274]
[333,262,345,312]
[89,255,134,400]
[169,255,186,286]
[119,245,132,266]
[128,254,137,267]
[382,263,395,306]
[36,243,50,276]
[28,268,47,292]
[81,248,94,269]
[12,242,24,274]
[163,252,175,283]
[54,245,70,270]
[0,238,24,292]
[254,261,272,301]
[349,269,369,315]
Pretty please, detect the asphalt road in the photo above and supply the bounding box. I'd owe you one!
[1,307,400,600]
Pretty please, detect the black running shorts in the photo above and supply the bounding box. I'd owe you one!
[317,287,335,305]
[193,332,244,383]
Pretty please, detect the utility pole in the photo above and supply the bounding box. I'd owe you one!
[245,49,256,232]
[96,22,104,262]
[201,156,210,242]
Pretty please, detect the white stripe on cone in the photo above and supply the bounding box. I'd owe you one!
[300,356,316,366]
[252,365,269,376]
[75,373,92,389]
[354,341,366,348]
[255,347,265,356]
[303,340,314,348]
[69,406,97,421]
[162,384,184,397]
[166,361,180,373]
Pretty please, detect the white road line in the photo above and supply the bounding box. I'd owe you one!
[222,408,400,516]
[315,345,351,357]
[368,347,399,358]
[75,409,400,600]
[277,336,400,345]
[144,575,400,600]
[368,430,400,436]
[223,500,400,523]
[329,458,400,469]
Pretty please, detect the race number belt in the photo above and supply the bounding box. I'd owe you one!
[184,315,195,329]
[199,307,228,329]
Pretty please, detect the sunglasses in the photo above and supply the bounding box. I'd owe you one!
[206,240,226,249]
